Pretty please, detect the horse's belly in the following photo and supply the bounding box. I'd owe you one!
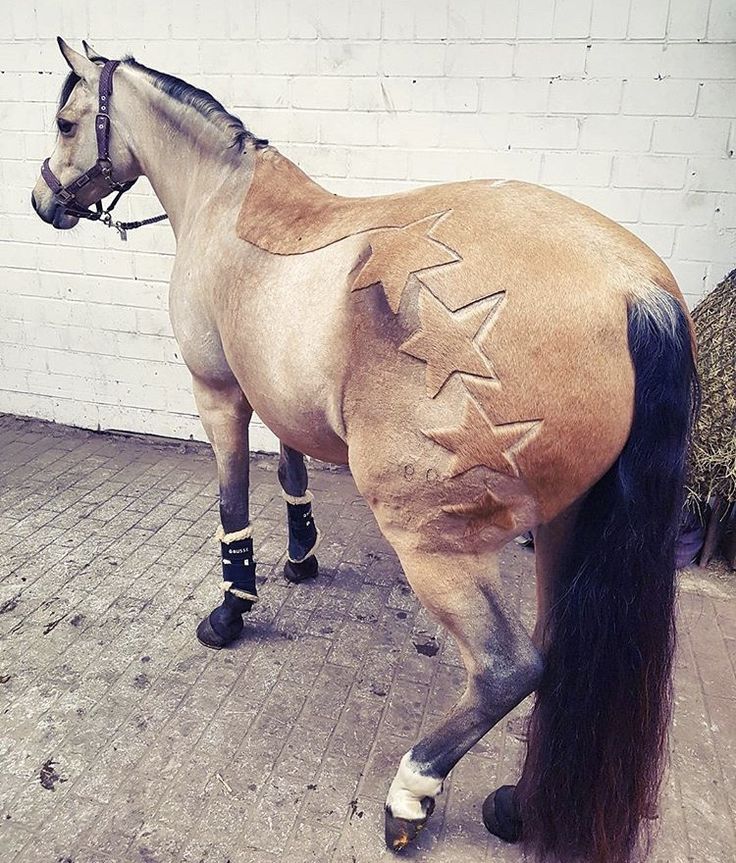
[244,381,349,465]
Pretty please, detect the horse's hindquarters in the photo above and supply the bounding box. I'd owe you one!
[343,267,638,552]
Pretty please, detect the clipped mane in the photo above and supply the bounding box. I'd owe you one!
[56,55,268,154]
[122,56,268,153]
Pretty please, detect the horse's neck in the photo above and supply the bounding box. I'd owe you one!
[118,73,249,239]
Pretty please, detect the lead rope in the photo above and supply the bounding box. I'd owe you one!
[101,210,168,241]
[63,181,168,240]
[98,181,168,241]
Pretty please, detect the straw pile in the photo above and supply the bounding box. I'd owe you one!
[687,268,736,505]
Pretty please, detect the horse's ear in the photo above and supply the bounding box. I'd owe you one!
[82,40,108,64]
[57,36,96,78]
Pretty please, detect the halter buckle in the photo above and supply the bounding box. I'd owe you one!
[72,173,91,190]
[56,188,75,205]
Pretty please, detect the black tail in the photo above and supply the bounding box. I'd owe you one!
[519,289,699,863]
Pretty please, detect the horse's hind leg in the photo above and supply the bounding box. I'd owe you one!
[482,500,583,843]
[190,375,256,649]
[383,544,543,851]
[278,444,320,583]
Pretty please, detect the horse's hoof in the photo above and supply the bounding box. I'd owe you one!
[196,606,244,650]
[284,555,319,584]
[482,784,522,843]
[384,798,435,852]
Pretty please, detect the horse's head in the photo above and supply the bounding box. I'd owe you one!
[32,38,139,229]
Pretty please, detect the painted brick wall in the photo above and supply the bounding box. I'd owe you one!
[1,0,734,449]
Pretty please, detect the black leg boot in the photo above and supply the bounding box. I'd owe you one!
[282,491,320,583]
[196,525,258,649]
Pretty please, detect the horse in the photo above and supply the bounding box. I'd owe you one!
[32,39,698,863]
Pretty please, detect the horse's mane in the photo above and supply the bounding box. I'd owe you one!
[57,56,268,154]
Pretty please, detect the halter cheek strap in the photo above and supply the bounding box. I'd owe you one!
[40,59,167,238]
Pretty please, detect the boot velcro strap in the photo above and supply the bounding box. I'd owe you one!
[222,581,258,603]
[220,536,257,601]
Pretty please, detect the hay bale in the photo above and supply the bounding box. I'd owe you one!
[687,269,736,505]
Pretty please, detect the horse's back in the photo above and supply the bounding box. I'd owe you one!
[238,148,677,298]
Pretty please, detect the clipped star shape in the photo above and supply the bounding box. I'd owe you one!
[351,212,459,313]
[441,488,516,535]
[427,397,541,478]
[400,290,502,397]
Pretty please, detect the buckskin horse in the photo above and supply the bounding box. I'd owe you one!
[32,40,698,863]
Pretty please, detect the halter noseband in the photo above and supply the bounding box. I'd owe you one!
[41,59,166,240]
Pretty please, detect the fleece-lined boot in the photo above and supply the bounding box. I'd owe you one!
[282,490,320,583]
[196,525,257,649]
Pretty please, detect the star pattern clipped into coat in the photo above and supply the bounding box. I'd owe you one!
[399,289,502,397]
[351,212,460,313]
[351,209,542,483]
[427,398,541,479]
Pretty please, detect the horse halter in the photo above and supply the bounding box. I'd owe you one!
[41,59,166,240]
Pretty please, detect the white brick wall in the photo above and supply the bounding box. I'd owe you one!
[1,0,734,448]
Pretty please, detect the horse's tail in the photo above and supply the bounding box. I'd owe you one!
[518,287,699,863]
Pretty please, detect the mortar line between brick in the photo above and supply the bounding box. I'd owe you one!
[1,521,164,648]
[713,603,736,684]
[0,550,204,819]
[0,452,197,620]
[11,530,196,677]
[7,622,219,862]
[51,573,235,843]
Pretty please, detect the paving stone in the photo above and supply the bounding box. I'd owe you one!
[0,415,735,861]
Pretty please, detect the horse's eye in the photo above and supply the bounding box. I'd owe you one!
[57,117,75,136]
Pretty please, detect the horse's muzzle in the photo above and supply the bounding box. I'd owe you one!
[31,192,78,230]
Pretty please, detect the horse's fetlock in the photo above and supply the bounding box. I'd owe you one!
[385,752,443,822]
[520,648,544,692]
[221,591,253,615]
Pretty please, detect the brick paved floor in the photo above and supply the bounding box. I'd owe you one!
[1,414,735,863]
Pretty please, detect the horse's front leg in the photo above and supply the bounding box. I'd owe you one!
[191,375,256,650]
[278,444,320,583]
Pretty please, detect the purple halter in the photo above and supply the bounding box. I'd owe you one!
[41,61,132,211]
[41,59,166,238]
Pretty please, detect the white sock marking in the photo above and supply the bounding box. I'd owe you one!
[385,752,443,821]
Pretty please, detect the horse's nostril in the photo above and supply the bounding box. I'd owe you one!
[31,193,38,212]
